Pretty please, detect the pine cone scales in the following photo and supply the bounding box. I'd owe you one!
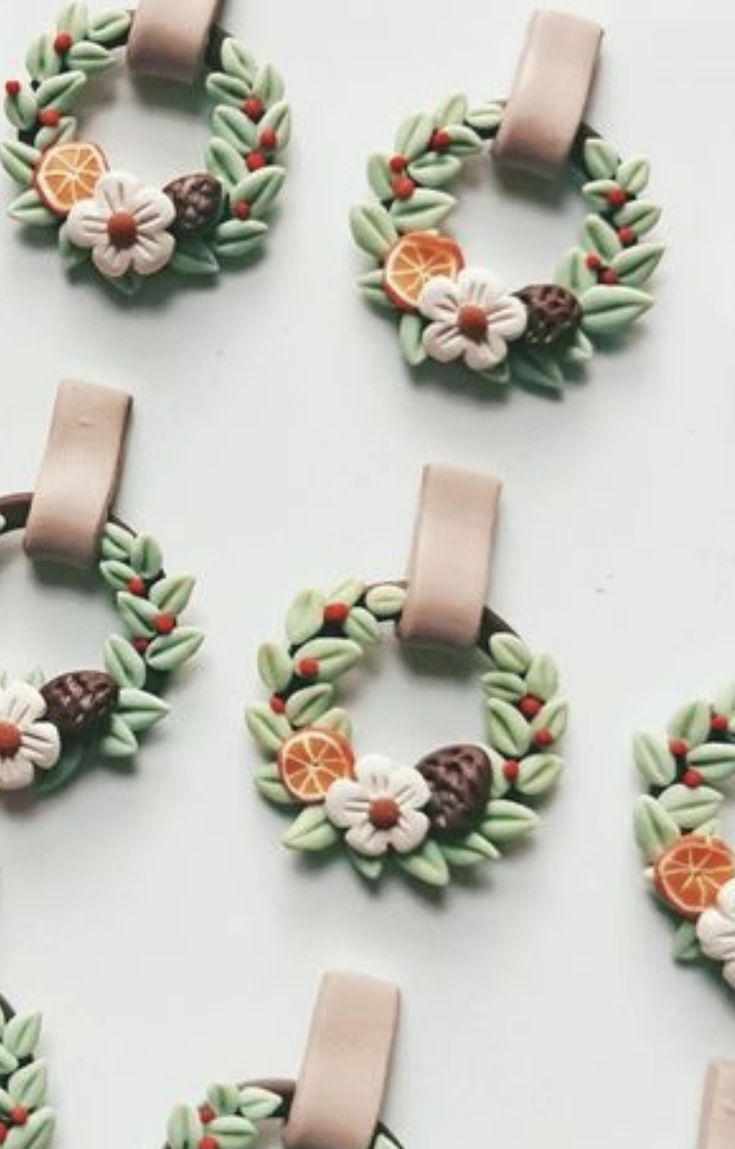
[42,671,118,738]
[418,745,492,837]
[517,284,582,347]
[164,173,222,234]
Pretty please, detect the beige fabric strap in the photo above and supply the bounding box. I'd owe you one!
[494,10,604,178]
[283,972,400,1149]
[127,0,220,83]
[697,1061,735,1149]
[399,465,502,649]
[25,381,132,569]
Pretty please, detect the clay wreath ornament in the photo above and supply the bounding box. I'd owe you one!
[350,13,663,395]
[634,687,735,992]
[2,3,290,295]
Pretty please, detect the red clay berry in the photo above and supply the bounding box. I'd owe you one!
[270,695,286,715]
[5,80,21,98]
[246,152,267,172]
[10,1109,28,1128]
[711,713,730,734]
[133,638,150,655]
[534,729,554,749]
[54,32,74,54]
[585,252,602,271]
[392,176,415,201]
[600,268,619,286]
[199,1138,219,1149]
[259,128,278,151]
[618,226,636,247]
[199,1106,216,1125]
[38,107,61,128]
[389,154,407,174]
[298,658,319,680]
[605,186,628,209]
[683,769,704,789]
[234,200,251,221]
[324,602,349,624]
[503,760,520,784]
[669,739,689,758]
[519,695,543,719]
[243,96,264,121]
[431,129,451,151]
[0,1123,8,1144]
[154,612,177,636]
[127,576,146,597]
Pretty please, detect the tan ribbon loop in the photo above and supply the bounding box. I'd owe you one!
[25,381,132,570]
[283,972,400,1149]
[399,465,502,650]
[494,10,604,178]
[697,1061,735,1149]
[127,0,220,84]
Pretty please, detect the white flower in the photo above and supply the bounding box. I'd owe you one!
[0,681,61,791]
[66,171,176,279]
[418,267,528,372]
[696,879,735,988]
[325,754,431,857]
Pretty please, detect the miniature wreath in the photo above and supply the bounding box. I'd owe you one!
[633,686,735,992]
[2,4,290,295]
[0,997,404,1149]
[0,495,204,795]
[246,579,568,891]
[351,94,664,394]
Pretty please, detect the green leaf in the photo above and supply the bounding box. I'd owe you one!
[101,522,134,561]
[525,654,559,701]
[254,764,295,807]
[117,592,159,637]
[232,166,286,218]
[482,800,538,845]
[395,112,434,160]
[238,1087,284,1121]
[246,704,292,754]
[130,535,163,579]
[714,682,735,717]
[486,699,531,757]
[145,628,205,672]
[398,840,450,888]
[350,853,384,881]
[6,1108,55,1149]
[581,285,653,337]
[213,219,268,259]
[34,742,87,797]
[57,3,89,37]
[207,137,248,191]
[408,153,462,188]
[555,248,596,295]
[4,86,38,131]
[344,607,382,646]
[399,312,427,366]
[390,188,455,232]
[530,699,568,744]
[88,10,132,44]
[481,671,527,703]
[206,73,251,107]
[286,589,325,644]
[667,701,711,746]
[364,584,406,619]
[0,141,41,187]
[8,1061,47,1108]
[439,832,499,868]
[208,1116,257,1149]
[36,70,86,111]
[517,754,563,797]
[672,920,702,963]
[207,1084,241,1116]
[36,115,77,151]
[167,1104,203,1149]
[633,732,676,787]
[466,103,503,133]
[583,138,619,180]
[283,806,339,853]
[116,688,169,733]
[357,271,397,310]
[582,215,622,261]
[581,179,619,211]
[100,559,136,592]
[26,35,62,82]
[658,784,723,830]
[634,795,680,862]
[611,243,664,287]
[171,236,220,278]
[489,633,532,673]
[614,200,661,238]
[259,100,291,149]
[434,93,468,126]
[252,63,285,104]
[8,189,58,228]
[350,203,398,259]
[367,154,393,199]
[687,742,735,784]
[99,714,138,758]
[67,40,114,72]
[3,1014,42,1060]
[150,575,195,614]
[296,637,363,681]
[562,328,594,366]
[104,635,147,689]
[314,708,352,738]
[219,38,257,84]
[257,643,293,692]
[617,157,650,195]
[444,124,483,156]
[286,684,334,727]
[327,578,367,606]
[0,1048,18,1076]
[510,345,564,393]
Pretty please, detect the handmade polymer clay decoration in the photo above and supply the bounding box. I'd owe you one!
[2,0,290,294]
[633,688,735,992]
[350,11,663,394]
[247,465,567,891]
[0,972,404,1149]
[0,380,203,796]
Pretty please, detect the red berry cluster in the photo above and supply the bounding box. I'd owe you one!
[197,1105,220,1149]
[668,712,731,789]
[387,129,452,203]
[123,576,178,656]
[0,1107,30,1144]
[269,602,352,713]
[500,694,555,784]
[233,96,279,202]
[584,185,639,284]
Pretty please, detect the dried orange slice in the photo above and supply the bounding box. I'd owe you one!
[34,142,109,217]
[384,232,464,311]
[654,835,735,920]
[278,728,356,804]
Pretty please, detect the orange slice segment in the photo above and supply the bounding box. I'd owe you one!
[34,142,109,218]
[654,835,735,920]
[384,232,465,311]
[278,728,356,805]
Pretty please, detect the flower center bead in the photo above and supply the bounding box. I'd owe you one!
[0,722,22,759]
[457,304,489,341]
[369,797,401,831]
[107,211,138,250]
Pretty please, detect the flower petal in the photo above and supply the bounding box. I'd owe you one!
[133,189,176,235]
[423,321,467,364]
[418,275,460,321]
[0,755,35,792]
[95,171,142,214]
[131,230,175,277]
[456,267,502,309]
[92,241,134,279]
[387,767,430,810]
[464,338,502,372]
[489,295,528,341]
[65,199,110,248]
[3,681,47,727]
[697,907,735,963]
[325,779,371,828]
[389,809,430,855]
[354,754,400,795]
[22,722,61,771]
[346,821,390,858]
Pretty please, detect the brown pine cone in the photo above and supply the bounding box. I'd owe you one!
[418,744,492,837]
[42,671,119,739]
[516,284,582,347]
[164,173,222,234]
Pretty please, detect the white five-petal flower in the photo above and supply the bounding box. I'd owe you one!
[0,681,61,791]
[66,171,176,280]
[325,754,431,858]
[696,878,735,988]
[418,267,528,372]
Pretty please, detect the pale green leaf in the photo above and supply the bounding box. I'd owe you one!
[283,807,339,853]
[634,795,680,862]
[633,732,676,787]
[246,704,292,754]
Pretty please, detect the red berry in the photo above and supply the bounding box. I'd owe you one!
[243,97,264,122]
[519,695,543,719]
[38,107,61,128]
[154,612,177,636]
[618,226,636,247]
[298,658,320,680]
[324,602,349,624]
[259,128,278,151]
[534,729,554,749]
[234,200,251,221]
[585,252,602,271]
[5,80,21,98]
[270,695,286,715]
[503,760,520,783]
[247,152,267,172]
[199,1106,216,1125]
[431,129,451,151]
[389,154,407,174]
[127,577,146,597]
[0,1124,8,1145]
[711,713,730,734]
[669,739,689,758]
[392,176,415,201]
[133,638,150,655]
[199,1138,219,1149]
[54,32,74,54]
[600,268,619,286]
[683,769,704,789]
[10,1109,28,1128]
[605,186,628,209]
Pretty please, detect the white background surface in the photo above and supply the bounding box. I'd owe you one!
[0,1,733,1146]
